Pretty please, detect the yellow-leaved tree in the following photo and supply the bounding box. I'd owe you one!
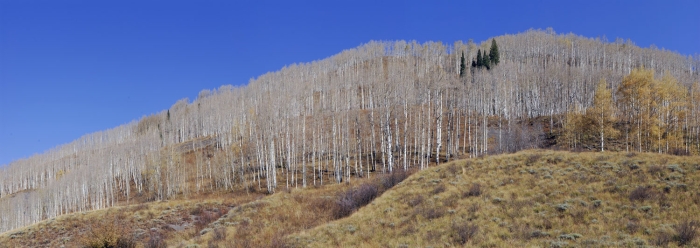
[587,79,619,151]
[617,68,655,152]
[652,73,687,153]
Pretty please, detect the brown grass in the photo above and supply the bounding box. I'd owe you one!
[287,150,700,247]
[3,150,699,247]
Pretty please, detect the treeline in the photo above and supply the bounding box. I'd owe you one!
[1,29,698,232]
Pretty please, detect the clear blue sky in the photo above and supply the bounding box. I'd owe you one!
[1,0,698,166]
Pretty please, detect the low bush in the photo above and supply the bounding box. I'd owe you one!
[332,183,380,219]
[463,183,482,197]
[211,227,227,241]
[629,186,655,202]
[81,222,136,248]
[407,195,424,207]
[414,206,445,220]
[452,222,478,245]
[194,210,221,233]
[675,220,699,246]
[381,170,408,190]
[431,184,446,194]
[145,234,166,248]
[653,230,674,246]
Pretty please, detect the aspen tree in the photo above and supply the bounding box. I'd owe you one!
[587,79,618,151]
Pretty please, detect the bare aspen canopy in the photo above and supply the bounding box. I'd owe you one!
[1,29,699,233]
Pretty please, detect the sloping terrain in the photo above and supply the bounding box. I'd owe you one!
[0,171,411,248]
[289,151,700,247]
[3,151,699,247]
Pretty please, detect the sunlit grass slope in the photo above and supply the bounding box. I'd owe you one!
[289,150,700,247]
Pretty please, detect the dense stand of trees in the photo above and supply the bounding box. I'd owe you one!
[1,29,698,232]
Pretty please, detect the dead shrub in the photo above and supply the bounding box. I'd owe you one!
[415,206,445,220]
[190,206,204,216]
[442,194,459,208]
[268,231,289,248]
[626,220,640,234]
[629,186,656,202]
[526,154,542,166]
[145,234,166,248]
[467,203,480,214]
[211,227,227,241]
[463,183,482,197]
[425,230,440,241]
[81,220,136,248]
[332,183,379,219]
[233,220,252,248]
[446,164,459,174]
[407,195,424,207]
[653,230,674,246]
[452,222,478,245]
[194,210,221,232]
[431,184,446,194]
[675,220,699,246]
[648,165,664,176]
[381,170,408,190]
[670,148,690,156]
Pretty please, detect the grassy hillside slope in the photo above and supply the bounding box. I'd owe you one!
[2,150,699,247]
[289,150,700,247]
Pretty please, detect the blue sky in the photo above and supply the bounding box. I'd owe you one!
[1,0,698,166]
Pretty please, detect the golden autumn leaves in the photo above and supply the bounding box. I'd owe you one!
[562,68,696,153]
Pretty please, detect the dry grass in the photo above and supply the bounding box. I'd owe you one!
[287,150,700,247]
[3,150,699,247]
[0,192,261,248]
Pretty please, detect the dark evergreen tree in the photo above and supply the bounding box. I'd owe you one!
[483,50,490,70]
[489,39,500,65]
[459,51,466,77]
[476,50,483,68]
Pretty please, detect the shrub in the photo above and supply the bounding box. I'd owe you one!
[269,231,289,248]
[653,230,674,246]
[555,203,570,212]
[416,206,445,220]
[145,234,166,248]
[452,222,478,245]
[332,183,379,219]
[381,170,408,190]
[431,184,446,194]
[629,186,655,202]
[407,195,424,207]
[463,183,482,197]
[81,219,135,248]
[626,220,640,234]
[647,165,664,176]
[670,148,690,156]
[526,154,542,166]
[675,220,699,246]
[622,160,639,170]
[194,210,221,233]
[190,206,204,215]
[447,164,459,174]
[211,227,227,241]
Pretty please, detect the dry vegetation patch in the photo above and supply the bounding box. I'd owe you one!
[287,150,700,247]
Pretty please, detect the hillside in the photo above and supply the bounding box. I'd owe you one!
[1,29,700,233]
[2,151,699,247]
[288,150,700,247]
